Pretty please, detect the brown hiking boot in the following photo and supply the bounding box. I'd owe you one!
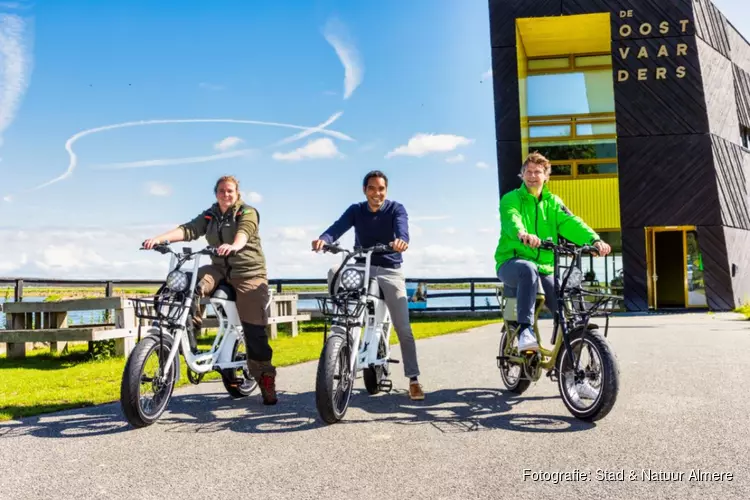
[409,381,425,401]
[258,373,277,405]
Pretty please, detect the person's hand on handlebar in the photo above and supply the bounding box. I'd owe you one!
[216,243,240,256]
[389,238,408,252]
[311,239,326,252]
[593,240,612,257]
[142,238,165,250]
[518,231,541,249]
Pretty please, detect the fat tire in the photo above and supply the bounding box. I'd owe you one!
[315,333,353,424]
[120,334,178,428]
[499,326,532,394]
[556,329,620,422]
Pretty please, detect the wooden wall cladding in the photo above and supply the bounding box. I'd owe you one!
[617,135,722,228]
[711,136,750,230]
[496,140,523,197]
[491,47,521,142]
[733,64,750,129]
[612,36,708,137]
[488,0,562,49]
[620,226,648,311]
[696,225,735,310]
[692,0,730,57]
[697,37,741,144]
[727,23,750,75]
[563,0,694,40]
[722,226,750,307]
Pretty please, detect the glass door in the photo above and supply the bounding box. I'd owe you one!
[645,226,706,309]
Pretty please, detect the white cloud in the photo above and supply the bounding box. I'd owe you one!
[0,222,500,281]
[478,227,496,234]
[0,10,33,149]
[272,137,344,161]
[476,161,490,169]
[13,115,353,195]
[92,148,256,170]
[445,154,465,163]
[199,82,224,91]
[385,133,474,159]
[323,17,363,100]
[146,182,172,196]
[214,136,244,151]
[2,195,11,202]
[244,191,262,204]
[270,225,321,242]
[481,67,492,81]
[410,215,450,222]
[442,227,457,235]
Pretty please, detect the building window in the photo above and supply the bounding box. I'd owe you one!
[741,125,750,149]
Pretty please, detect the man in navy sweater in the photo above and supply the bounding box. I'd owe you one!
[311,170,424,400]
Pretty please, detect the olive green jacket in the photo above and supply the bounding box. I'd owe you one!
[180,200,267,279]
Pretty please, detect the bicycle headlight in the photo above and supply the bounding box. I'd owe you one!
[567,267,583,289]
[165,270,189,292]
[340,268,364,290]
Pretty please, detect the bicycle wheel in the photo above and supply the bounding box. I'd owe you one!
[120,334,178,428]
[498,325,531,394]
[556,329,619,422]
[315,332,354,424]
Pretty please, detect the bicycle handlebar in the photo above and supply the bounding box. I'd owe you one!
[539,240,599,256]
[319,242,397,255]
[140,243,234,257]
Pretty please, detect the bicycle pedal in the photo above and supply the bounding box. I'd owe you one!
[547,369,559,382]
[387,358,400,364]
[378,379,393,392]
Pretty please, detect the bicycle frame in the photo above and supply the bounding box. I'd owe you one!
[498,240,620,374]
[319,243,394,376]
[133,245,248,381]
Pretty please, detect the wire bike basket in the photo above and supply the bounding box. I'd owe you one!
[131,293,189,324]
[317,295,366,322]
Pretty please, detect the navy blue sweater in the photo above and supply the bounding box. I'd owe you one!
[319,200,410,268]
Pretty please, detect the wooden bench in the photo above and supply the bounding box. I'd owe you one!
[199,292,311,339]
[0,297,137,359]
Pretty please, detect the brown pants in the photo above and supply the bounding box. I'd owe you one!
[192,265,275,378]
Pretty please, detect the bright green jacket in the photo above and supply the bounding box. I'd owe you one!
[494,184,600,276]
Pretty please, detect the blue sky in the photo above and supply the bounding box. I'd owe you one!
[0,0,748,280]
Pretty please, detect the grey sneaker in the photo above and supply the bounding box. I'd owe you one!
[518,327,539,352]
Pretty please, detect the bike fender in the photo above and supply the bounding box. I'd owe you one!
[569,323,600,337]
[143,327,181,383]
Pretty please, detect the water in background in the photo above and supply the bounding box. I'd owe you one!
[0,289,501,329]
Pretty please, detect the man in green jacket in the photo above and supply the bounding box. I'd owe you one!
[495,152,611,351]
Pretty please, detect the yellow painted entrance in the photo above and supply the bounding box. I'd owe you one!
[645,226,707,309]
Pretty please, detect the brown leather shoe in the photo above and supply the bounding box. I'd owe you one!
[258,373,277,405]
[409,381,425,401]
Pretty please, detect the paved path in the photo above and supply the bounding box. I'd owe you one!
[1,312,748,499]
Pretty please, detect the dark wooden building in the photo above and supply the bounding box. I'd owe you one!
[489,0,750,311]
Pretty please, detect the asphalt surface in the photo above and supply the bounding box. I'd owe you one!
[1,312,748,499]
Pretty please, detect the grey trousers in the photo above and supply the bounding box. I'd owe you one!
[497,258,558,325]
[328,264,420,379]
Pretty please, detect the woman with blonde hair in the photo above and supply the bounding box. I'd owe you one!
[143,175,277,405]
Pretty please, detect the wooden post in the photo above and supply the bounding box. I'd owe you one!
[114,300,136,357]
[266,293,278,340]
[6,313,28,358]
[470,281,476,311]
[14,279,23,302]
[290,294,299,337]
[49,311,69,354]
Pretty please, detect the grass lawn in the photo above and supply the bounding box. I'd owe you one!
[0,316,500,421]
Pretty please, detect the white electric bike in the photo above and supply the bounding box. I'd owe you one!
[120,243,256,428]
[314,242,399,424]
